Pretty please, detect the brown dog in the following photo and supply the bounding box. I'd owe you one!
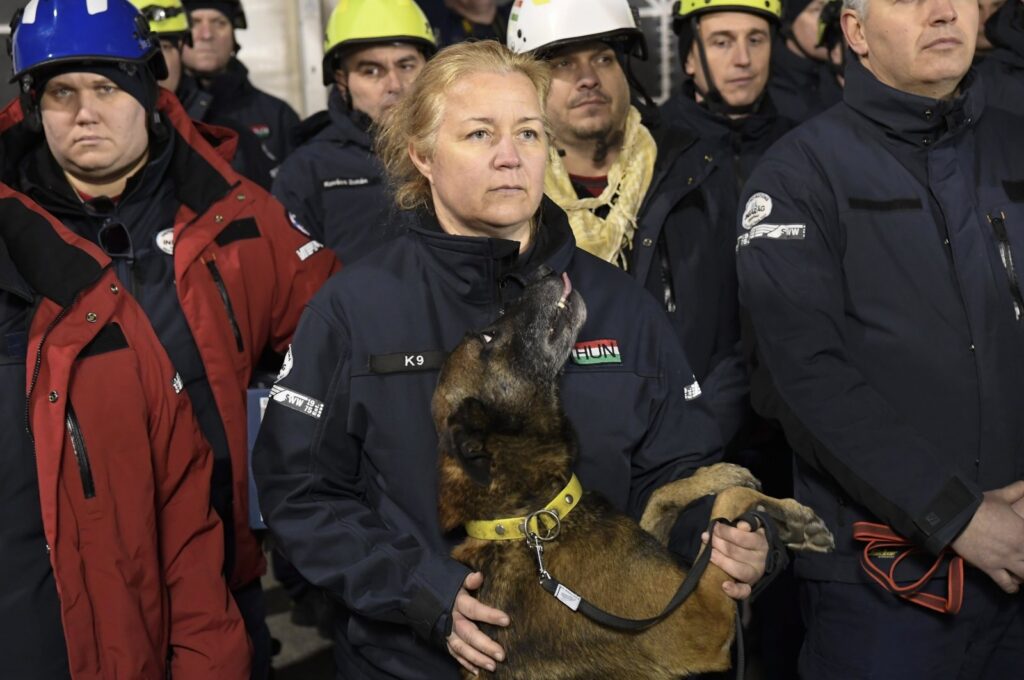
[433,274,833,679]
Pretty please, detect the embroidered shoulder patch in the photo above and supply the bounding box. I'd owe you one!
[155,228,175,255]
[742,192,773,230]
[270,385,324,419]
[736,224,807,249]
[296,240,324,261]
[571,339,621,365]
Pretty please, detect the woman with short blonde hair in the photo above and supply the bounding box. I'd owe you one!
[255,39,764,680]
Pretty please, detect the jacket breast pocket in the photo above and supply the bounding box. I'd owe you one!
[67,350,155,520]
[839,203,953,314]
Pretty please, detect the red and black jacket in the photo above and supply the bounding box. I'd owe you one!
[2,185,251,679]
[0,90,340,589]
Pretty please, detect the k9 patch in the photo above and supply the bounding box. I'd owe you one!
[571,339,621,365]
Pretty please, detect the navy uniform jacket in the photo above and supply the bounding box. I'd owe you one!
[736,57,1024,583]
[659,82,793,196]
[626,122,750,445]
[977,0,1024,113]
[272,89,408,264]
[768,37,843,124]
[185,58,300,169]
[253,199,723,679]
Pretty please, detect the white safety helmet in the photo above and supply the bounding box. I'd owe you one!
[507,0,646,59]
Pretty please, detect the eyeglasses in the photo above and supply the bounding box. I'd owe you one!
[97,219,134,262]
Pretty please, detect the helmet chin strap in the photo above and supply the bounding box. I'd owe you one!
[690,16,765,118]
[780,23,817,61]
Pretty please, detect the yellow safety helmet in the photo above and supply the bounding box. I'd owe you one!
[322,0,436,86]
[129,0,192,43]
[675,0,783,25]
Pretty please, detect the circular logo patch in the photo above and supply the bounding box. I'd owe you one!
[155,228,175,255]
[742,193,773,230]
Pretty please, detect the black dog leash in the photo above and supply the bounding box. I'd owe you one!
[530,511,782,680]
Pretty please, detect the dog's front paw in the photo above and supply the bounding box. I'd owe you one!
[695,462,762,493]
[761,498,834,553]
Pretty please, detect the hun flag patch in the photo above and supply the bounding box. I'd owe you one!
[571,339,621,366]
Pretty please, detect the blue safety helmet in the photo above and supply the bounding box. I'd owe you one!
[10,0,168,86]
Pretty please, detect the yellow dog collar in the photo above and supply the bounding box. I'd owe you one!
[464,475,583,541]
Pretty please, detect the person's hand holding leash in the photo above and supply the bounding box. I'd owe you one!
[702,521,769,600]
[447,571,510,675]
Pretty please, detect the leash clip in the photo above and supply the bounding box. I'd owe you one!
[529,537,551,581]
[524,509,560,581]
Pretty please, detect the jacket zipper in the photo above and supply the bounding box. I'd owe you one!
[205,257,244,352]
[65,403,96,499]
[987,211,1024,321]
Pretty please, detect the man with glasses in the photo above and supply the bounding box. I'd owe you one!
[4,1,338,677]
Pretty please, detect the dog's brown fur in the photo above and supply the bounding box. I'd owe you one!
[433,275,833,679]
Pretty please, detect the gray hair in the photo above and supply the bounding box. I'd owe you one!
[843,0,868,16]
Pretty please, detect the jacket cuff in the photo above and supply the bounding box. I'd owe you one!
[667,494,716,566]
[913,476,982,555]
[403,558,470,644]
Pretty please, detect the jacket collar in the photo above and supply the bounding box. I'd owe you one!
[670,81,786,147]
[985,0,1024,64]
[161,88,237,216]
[0,91,236,220]
[0,188,107,307]
[18,124,177,226]
[842,54,984,148]
[408,197,576,304]
[194,57,253,102]
[327,88,373,148]
[291,88,373,150]
[771,37,822,83]
[176,74,214,121]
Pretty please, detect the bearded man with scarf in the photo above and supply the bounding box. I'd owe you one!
[508,0,749,449]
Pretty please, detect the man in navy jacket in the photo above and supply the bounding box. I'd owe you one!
[737,0,1024,675]
[272,0,435,264]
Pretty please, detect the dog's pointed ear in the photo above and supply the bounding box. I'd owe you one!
[444,398,493,486]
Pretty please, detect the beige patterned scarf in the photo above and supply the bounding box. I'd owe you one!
[544,106,657,270]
